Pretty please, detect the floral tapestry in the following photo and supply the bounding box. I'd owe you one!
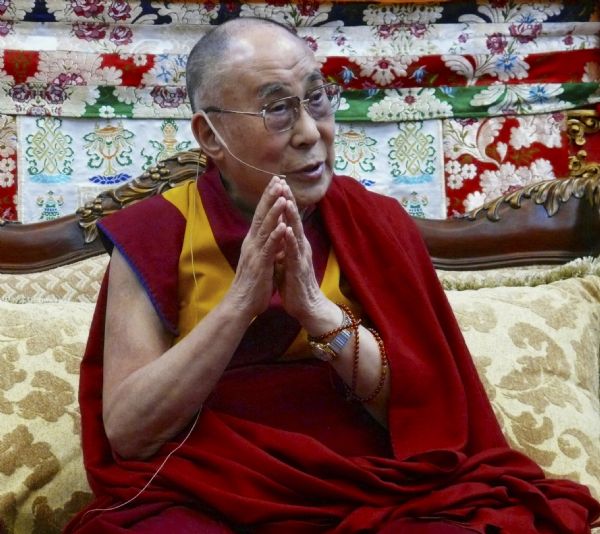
[0,0,598,221]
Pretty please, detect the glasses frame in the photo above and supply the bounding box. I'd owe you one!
[202,82,341,133]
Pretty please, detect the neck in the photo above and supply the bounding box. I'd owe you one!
[219,173,315,221]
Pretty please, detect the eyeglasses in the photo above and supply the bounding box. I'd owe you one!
[202,83,341,133]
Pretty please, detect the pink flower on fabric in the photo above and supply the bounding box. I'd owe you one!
[8,84,33,103]
[404,95,416,105]
[72,22,107,41]
[0,21,12,36]
[109,25,133,45]
[44,84,67,104]
[335,35,347,46]
[563,34,574,46]
[53,72,86,86]
[0,0,9,16]
[71,0,104,18]
[108,0,131,21]
[151,86,186,108]
[409,23,427,38]
[486,33,507,54]
[378,24,399,39]
[509,23,542,44]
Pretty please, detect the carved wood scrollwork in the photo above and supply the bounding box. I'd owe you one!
[566,109,600,147]
[77,150,206,243]
[465,174,600,222]
[465,109,600,222]
[567,108,600,182]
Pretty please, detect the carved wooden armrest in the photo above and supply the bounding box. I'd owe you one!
[76,150,206,243]
[567,108,600,181]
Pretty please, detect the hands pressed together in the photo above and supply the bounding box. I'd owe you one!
[225,176,389,420]
[228,176,337,336]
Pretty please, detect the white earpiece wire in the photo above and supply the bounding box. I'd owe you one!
[82,410,201,518]
[82,156,206,521]
[199,110,285,179]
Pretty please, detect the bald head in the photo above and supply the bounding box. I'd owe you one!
[186,18,306,112]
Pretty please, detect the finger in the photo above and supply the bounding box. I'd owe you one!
[245,194,286,252]
[279,179,294,199]
[284,199,306,250]
[282,225,301,271]
[262,222,288,263]
[249,176,284,236]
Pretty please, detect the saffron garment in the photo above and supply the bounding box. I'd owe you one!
[67,165,600,533]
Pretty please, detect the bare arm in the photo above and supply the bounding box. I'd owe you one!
[103,178,289,459]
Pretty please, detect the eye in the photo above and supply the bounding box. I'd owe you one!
[308,87,326,104]
[267,99,293,115]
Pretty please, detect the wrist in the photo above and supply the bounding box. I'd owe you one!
[301,297,343,338]
[220,290,258,326]
[307,303,359,363]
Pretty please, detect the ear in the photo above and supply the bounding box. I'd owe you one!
[191,111,224,160]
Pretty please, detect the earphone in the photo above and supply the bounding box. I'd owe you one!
[81,410,201,519]
[198,110,286,180]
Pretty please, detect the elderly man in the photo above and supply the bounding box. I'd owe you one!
[67,17,599,534]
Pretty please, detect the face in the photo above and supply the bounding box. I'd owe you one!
[193,26,336,212]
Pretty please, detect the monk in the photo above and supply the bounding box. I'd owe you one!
[66,17,600,533]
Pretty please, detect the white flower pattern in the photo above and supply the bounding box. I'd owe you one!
[368,89,453,121]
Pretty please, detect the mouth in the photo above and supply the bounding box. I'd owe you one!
[288,161,324,181]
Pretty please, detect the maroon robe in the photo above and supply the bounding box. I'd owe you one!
[66,167,600,533]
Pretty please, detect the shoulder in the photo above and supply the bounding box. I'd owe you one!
[97,192,188,335]
[98,191,187,254]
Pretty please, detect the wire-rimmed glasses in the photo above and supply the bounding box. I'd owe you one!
[202,83,341,133]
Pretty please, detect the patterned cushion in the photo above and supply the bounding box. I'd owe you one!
[0,258,599,532]
[0,255,108,304]
[0,300,94,533]
[447,275,600,501]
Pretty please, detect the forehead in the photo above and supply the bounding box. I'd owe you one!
[219,27,323,100]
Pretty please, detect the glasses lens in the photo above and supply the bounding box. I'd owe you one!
[264,98,297,132]
[262,84,341,133]
[307,84,340,119]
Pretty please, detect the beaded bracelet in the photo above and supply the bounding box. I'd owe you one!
[307,304,359,343]
[346,327,389,404]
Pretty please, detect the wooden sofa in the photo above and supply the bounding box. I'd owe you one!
[0,110,599,533]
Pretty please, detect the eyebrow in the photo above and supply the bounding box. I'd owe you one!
[256,71,325,100]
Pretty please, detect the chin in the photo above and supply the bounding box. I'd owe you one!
[293,177,332,209]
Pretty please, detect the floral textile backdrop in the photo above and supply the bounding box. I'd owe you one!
[0,0,598,222]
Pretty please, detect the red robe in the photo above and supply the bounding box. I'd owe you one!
[66,167,600,533]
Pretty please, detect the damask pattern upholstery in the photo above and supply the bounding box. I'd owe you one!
[0,256,599,533]
[447,276,600,500]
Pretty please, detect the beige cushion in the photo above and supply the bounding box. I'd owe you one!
[438,255,600,291]
[0,300,94,533]
[1,256,599,532]
[447,275,600,501]
[0,255,108,304]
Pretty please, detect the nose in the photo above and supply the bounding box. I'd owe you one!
[290,103,320,147]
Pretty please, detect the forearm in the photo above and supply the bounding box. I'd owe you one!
[303,298,390,427]
[104,295,252,459]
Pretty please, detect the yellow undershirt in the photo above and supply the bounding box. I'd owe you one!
[163,180,356,360]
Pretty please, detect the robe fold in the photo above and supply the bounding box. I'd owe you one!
[66,165,600,533]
